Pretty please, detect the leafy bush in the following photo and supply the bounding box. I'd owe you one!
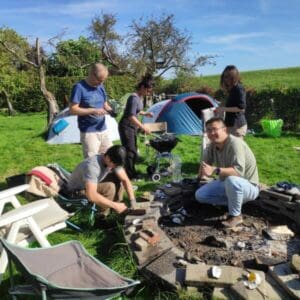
[246,87,300,131]
[1,71,299,131]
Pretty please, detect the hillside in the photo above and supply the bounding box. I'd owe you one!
[198,66,300,90]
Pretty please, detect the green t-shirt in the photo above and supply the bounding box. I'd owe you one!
[204,135,259,185]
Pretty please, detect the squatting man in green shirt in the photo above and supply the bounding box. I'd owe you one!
[67,145,136,214]
[195,117,259,228]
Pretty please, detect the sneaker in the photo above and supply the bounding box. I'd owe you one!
[222,215,243,228]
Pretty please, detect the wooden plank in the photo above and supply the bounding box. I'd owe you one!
[260,189,293,202]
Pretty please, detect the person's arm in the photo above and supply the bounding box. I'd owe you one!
[115,168,137,207]
[139,111,154,118]
[85,181,127,214]
[128,115,151,134]
[200,162,239,177]
[69,103,107,116]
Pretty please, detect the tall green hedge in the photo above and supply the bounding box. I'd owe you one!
[1,72,299,131]
[2,73,136,112]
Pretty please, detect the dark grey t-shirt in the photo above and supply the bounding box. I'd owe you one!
[204,135,259,185]
[67,155,121,191]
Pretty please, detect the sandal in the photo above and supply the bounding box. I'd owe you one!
[205,213,228,222]
[222,215,243,228]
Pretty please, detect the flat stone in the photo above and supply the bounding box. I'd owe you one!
[291,254,300,272]
[128,222,174,267]
[230,278,286,300]
[140,191,155,202]
[134,237,148,252]
[263,225,294,240]
[143,246,185,289]
[212,287,236,300]
[255,255,285,267]
[269,263,300,299]
[185,264,265,287]
[133,202,151,210]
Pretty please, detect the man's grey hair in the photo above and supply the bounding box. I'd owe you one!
[89,63,108,78]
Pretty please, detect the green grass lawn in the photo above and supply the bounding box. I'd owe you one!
[0,113,299,299]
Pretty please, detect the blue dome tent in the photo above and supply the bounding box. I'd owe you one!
[143,93,219,135]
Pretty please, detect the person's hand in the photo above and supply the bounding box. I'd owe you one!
[201,162,215,177]
[93,108,107,116]
[143,126,151,135]
[114,202,128,214]
[145,112,154,118]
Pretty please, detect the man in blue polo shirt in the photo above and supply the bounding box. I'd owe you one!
[70,63,113,158]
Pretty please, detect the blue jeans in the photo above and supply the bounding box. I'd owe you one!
[195,176,259,216]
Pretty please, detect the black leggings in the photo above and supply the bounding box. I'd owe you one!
[118,122,138,179]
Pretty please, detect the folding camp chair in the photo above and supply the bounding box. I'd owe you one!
[0,184,70,281]
[0,238,140,299]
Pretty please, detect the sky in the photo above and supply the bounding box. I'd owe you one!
[1,0,299,76]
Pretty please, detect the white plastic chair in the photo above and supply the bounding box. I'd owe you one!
[0,184,70,281]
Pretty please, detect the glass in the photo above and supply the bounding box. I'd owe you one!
[171,155,182,183]
[206,127,225,133]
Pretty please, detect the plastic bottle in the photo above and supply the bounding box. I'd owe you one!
[171,155,182,183]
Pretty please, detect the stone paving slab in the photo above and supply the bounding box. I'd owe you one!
[269,263,300,299]
[212,287,237,300]
[185,264,265,287]
[143,246,185,289]
[125,219,173,268]
[230,277,287,300]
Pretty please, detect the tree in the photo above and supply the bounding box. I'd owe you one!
[88,13,130,75]
[0,27,59,125]
[88,13,215,78]
[47,36,101,76]
[0,27,33,114]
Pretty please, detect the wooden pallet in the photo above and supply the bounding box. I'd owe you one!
[258,189,300,227]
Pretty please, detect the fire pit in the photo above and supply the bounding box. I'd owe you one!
[123,182,300,298]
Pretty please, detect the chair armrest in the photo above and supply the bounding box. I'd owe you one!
[0,202,48,228]
[0,184,29,201]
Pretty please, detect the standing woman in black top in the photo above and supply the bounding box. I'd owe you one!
[216,65,247,137]
[118,75,154,179]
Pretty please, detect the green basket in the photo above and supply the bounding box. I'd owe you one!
[261,119,283,137]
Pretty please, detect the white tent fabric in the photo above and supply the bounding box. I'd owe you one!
[47,108,120,144]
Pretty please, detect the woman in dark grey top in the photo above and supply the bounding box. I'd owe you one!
[216,65,247,137]
[118,75,154,179]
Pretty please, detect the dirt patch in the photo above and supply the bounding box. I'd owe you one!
[159,200,300,268]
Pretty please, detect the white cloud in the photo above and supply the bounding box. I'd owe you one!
[0,1,114,17]
[199,13,255,27]
[204,32,268,44]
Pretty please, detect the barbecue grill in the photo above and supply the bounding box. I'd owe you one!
[149,133,178,153]
[146,133,179,181]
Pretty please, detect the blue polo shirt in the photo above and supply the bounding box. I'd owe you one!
[71,80,107,133]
